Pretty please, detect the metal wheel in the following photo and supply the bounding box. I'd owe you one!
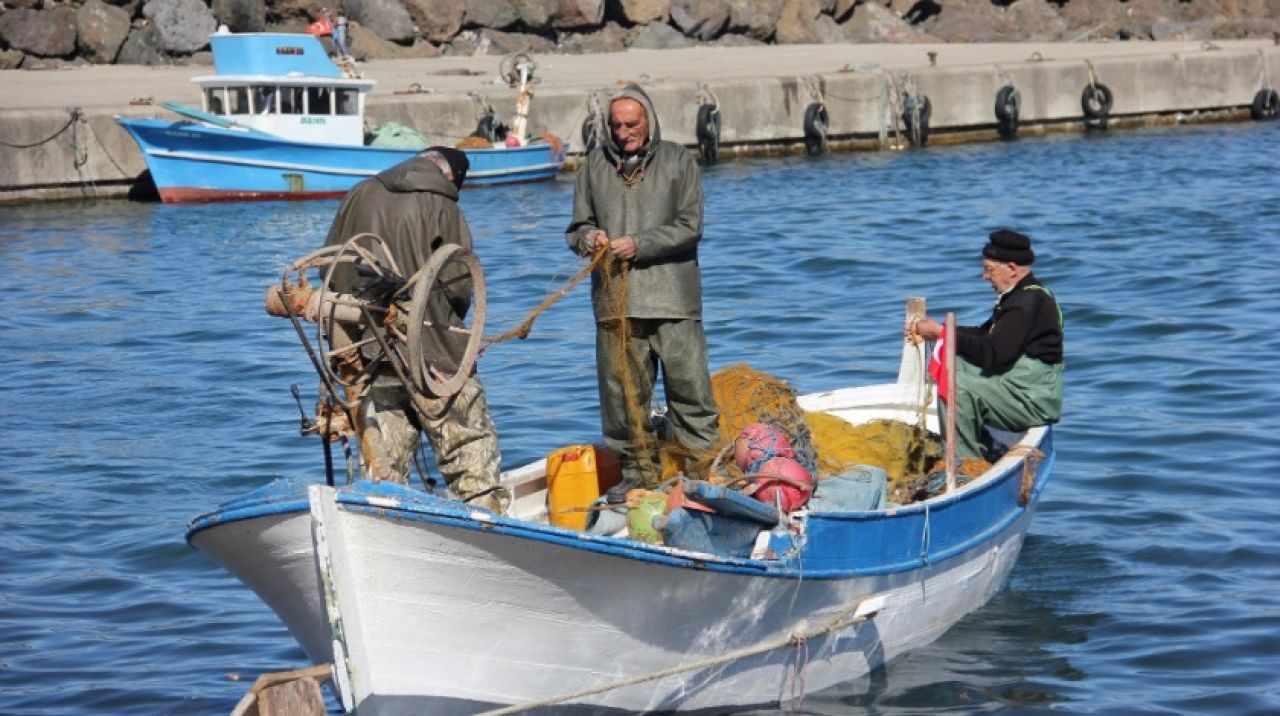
[316,233,405,392]
[406,244,487,398]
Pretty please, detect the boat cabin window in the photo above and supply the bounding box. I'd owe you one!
[336,89,358,116]
[307,86,333,115]
[252,85,277,115]
[229,87,250,115]
[204,87,226,115]
[280,86,306,115]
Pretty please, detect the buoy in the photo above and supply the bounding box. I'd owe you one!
[1082,83,1113,130]
[803,102,828,156]
[902,94,932,146]
[995,85,1020,139]
[734,423,794,472]
[696,103,721,164]
[1251,88,1279,120]
[751,456,813,513]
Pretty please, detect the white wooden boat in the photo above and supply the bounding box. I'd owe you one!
[187,337,1055,713]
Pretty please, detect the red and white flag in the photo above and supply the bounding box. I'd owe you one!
[929,334,951,403]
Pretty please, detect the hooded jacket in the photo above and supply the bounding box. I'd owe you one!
[324,154,473,376]
[565,84,705,321]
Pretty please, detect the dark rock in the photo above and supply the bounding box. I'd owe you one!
[509,0,558,26]
[0,49,25,69]
[843,1,917,42]
[212,0,267,32]
[558,20,627,51]
[345,0,416,43]
[710,31,766,45]
[776,0,826,43]
[77,0,131,63]
[142,0,217,53]
[116,23,168,64]
[0,7,78,58]
[671,0,730,40]
[179,49,214,64]
[610,0,670,24]
[268,0,328,23]
[726,0,785,39]
[1058,0,1126,39]
[1003,0,1067,41]
[921,0,1007,42]
[1115,0,1183,39]
[628,18,694,46]
[465,0,521,29]
[831,0,856,22]
[4,0,43,9]
[347,20,429,57]
[553,0,606,29]
[444,29,480,54]
[403,0,467,42]
[478,27,557,54]
[1150,18,1214,39]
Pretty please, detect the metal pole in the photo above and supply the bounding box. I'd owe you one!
[944,312,957,492]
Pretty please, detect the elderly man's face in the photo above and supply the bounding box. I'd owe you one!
[609,98,649,155]
[981,259,1023,293]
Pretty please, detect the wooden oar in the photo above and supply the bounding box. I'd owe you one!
[945,312,957,492]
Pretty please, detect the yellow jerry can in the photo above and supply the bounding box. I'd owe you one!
[546,444,622,531]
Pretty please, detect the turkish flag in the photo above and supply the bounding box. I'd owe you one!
[929,334,951,403]
[305,17,334,36]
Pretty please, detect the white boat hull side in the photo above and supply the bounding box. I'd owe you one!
[313,493,1033,714]
[189,512,331,664]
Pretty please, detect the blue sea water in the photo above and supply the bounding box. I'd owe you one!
[1,121,1278,714]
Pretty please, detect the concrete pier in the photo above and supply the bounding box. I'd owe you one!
[1,40,1276,203]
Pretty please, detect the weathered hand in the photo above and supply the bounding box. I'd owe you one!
[913,317,943,341]
[586,229,609,253]
[611,235,637,261]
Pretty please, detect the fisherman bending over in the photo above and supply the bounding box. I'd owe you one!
[565,84,720,492]
[323,147,508,513]
[913,229,1064,461]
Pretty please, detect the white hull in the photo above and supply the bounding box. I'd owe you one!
[311,491,1032,713]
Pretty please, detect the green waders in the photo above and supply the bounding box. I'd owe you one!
[951,354,1063,461]
[596,318,720,486]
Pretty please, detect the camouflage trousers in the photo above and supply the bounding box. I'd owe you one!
[362,374,509,514]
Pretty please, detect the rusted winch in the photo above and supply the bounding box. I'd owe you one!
[265,232,487,401]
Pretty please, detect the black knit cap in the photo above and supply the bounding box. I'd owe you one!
[983,228,1035,265]
[425,146,469,189]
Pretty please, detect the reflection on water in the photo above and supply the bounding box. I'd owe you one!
[1,121,1279,713]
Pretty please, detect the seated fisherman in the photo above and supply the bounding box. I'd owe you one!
[912,229,1064,461]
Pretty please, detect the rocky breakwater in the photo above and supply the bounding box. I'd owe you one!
[1,0,1278,70]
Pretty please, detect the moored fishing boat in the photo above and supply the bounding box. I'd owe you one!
[187,329,1055,713]
[115,30,565,203]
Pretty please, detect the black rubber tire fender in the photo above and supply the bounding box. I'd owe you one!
[803,102,829,155]
[902,94,932,146]
[1251,88,1279,121]
[995,85,1020,138]
[1082,83,1114,119]
[696,103,721,163]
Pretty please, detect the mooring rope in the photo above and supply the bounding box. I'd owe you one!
[0,107,81,149]
[475,594,876,716]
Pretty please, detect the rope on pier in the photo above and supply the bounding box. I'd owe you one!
[475,594,879,716]
[0,107,81,149]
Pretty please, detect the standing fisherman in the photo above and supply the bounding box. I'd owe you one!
[566,84,720,492]
[324,147,508,513]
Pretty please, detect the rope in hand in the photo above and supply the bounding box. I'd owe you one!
[482,251,605,346]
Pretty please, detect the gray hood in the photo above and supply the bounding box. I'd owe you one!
[602,83,662,168]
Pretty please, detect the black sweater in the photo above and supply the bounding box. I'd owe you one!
[955,273,1063,374]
